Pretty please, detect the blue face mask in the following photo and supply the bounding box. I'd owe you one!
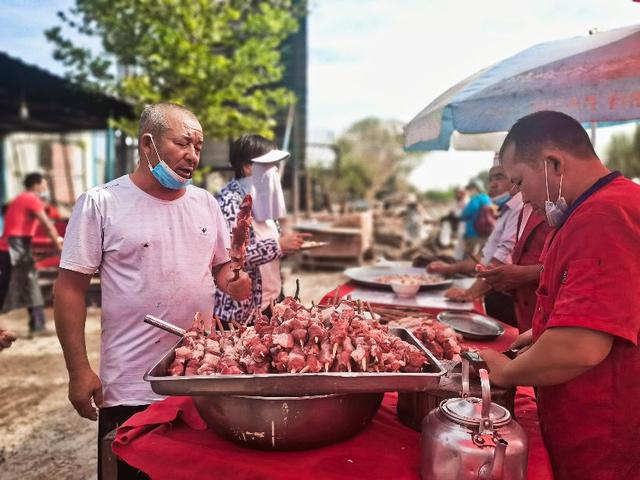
[144,134,192,190]
[491,192,511,208]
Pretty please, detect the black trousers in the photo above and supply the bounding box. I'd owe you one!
[0,249,46,332]
[98,405,150,480]
[485,289,518,328]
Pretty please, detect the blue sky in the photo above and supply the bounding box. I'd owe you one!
[1,0,639,189]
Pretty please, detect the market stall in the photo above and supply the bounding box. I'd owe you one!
[106,272,553,480]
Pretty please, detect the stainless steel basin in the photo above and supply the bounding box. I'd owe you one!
[193,392,384,451]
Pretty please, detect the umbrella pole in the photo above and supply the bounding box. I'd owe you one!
[590,122,597,147]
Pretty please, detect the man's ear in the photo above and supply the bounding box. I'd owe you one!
[545,150,566,176]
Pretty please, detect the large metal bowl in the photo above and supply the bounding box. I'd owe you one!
[193,392,384,451]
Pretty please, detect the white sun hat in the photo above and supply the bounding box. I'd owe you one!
[251,149,290,164]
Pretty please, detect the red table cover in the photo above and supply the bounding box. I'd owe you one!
[113,389,552,480]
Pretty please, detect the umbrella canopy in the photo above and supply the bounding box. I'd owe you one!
[405,24,640,151]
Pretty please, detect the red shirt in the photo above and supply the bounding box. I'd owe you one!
[0,192,45,251]
[512,212,552,332]
[533,174,640,480]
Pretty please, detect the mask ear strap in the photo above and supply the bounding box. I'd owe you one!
[544,160,551,201]
[558,173,564,200]
[145,134,161,168]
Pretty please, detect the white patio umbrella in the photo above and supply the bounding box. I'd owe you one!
[405,24,640,151]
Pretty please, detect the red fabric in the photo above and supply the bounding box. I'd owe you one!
[533,176,640,480]
[511,212,552,332]
[0,192,44,251]
[32,220,67,270]
[113,390,552,480]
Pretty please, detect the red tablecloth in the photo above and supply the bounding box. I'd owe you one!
[113,282,553,479]
[113,389,552,480]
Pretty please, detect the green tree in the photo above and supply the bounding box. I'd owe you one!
[606,125,640,179]
[45,0,303,138]
[336,118,419,201]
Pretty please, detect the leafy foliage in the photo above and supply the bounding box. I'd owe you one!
[605,125,640,179]
[45,0,304,138]
[308,117,419,210]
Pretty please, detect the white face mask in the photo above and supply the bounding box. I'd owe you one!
[239,162,287,221]
[38,190,51,203]
[544,160,567,227]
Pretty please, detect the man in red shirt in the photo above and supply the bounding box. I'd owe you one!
[0,172,62,335]
[479,111,640,479]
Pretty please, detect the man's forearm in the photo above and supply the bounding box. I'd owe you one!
[54,280,92,375]
[497,328,613,387]
[453,257,476,275]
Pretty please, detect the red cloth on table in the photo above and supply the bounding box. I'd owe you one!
[113,390,553,480]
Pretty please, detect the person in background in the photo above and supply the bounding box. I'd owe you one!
[0,172,62,336]
[54,103,251,479]
[459,179,491,257]
[215,134,307,325]
[480,111,640,479]
[428,161,520,326]
[404,193,424,246]
[451,187,469,260]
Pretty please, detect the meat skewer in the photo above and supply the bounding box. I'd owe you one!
[229,194,253,280]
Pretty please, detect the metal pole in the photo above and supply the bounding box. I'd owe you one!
[590,122,597,147]
[105,124,115,182]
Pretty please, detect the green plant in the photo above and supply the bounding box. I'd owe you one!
[46,0,305,139]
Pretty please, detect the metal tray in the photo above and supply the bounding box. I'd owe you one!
[344,265,452,290]
[436,311,504,341]
[144,327,446,396]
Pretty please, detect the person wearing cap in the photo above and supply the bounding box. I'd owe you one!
[479,111,640,479]
[215,134,308,325]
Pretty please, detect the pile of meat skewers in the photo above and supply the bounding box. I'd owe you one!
[168,298,429,376]
[411,319,474,362]
[228,194,253,280]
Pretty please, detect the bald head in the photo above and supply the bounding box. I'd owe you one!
[138,103,200,140]
[499,111,597,166]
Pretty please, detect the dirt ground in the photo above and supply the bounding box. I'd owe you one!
[0,269,347,480]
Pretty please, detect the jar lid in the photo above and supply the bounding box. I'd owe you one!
[440,397,511,428]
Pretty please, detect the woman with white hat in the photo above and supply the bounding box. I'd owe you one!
[214,134,307,325]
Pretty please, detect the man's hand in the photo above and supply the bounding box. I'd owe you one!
[279,233,309,255]
[225,268,252,301]
[510,329,533,353]
[68,368,103,421]
[477,349,513,387]
[445,286,474,302]
[478,264,541,292]
[427,261,455,275]
[0,329,17,350]
[55,236,64,253]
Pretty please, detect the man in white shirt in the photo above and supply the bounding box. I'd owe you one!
[54,103,251,479]
[428,162,521,307]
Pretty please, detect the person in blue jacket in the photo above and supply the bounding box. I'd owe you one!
[460,179,492,256]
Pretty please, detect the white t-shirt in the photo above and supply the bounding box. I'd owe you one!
[253,219,281,309]
[60,175,230,407]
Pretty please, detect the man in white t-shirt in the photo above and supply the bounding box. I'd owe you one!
[54,103,251,479]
